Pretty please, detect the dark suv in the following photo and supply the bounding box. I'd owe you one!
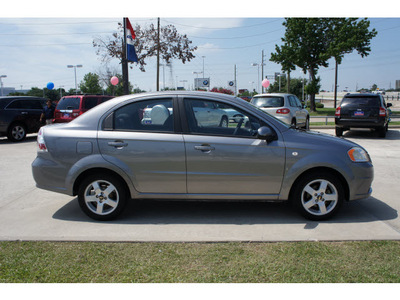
[0,96,47,142]
[335,93,392,138]
[54,95,114,123]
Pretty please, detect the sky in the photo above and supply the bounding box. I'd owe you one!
[1,1,400,95]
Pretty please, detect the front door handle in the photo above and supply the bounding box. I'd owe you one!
[194,145,215,152]
[108,141,128,149]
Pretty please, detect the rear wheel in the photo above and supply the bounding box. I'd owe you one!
[292,172,344,221]
[303,118,310,130]
[78,174,127,221]
[377,125,387,138]
[335,127,343,137]
[219,116,228,127]
[7,123,27,142]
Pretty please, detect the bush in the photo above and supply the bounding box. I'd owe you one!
[307,101,324,108]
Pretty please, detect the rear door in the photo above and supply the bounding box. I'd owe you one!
[98,96,186,194]
[6,99,43,132]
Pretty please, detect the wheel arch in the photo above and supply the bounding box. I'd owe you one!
[73,167,132,198]
[288,167,350,203]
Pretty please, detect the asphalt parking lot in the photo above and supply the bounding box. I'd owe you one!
[0,128,399,242]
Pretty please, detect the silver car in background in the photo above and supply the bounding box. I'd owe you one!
[251,93,310,129]
[32,91,373,221]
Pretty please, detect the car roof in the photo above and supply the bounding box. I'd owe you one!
[67,91,257,124]
[344,93,379,97]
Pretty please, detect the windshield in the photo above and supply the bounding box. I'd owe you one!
[56,97,80,110]
[251,96,284,108]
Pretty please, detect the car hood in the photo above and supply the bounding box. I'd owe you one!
[282,128,363,152]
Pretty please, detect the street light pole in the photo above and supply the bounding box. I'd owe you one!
[67,65,83,94]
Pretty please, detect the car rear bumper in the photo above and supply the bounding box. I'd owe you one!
[335,118,386,128]
[32,155,70,195]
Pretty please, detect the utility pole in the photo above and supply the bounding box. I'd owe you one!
[156,17,160,91]
[261,50,264,93]
[334,59,338,108]
[122,17,129,95]
[234,64,237,96]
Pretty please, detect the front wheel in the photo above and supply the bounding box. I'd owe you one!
[292,172,344,221]
[78,174,127,221]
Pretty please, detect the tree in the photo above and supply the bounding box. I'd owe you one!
[271,18,377,111]
[325,18,377,107]
[79,72,103,94]
[270,45,296,93]
[268,77,307,100]
[93,21,197,73]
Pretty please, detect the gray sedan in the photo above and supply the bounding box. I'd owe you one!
[32,91,373,221]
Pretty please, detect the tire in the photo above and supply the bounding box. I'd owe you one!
[219,116,228,127]
[377,126,387,138]
[78,174,127,221]
[335,127,343,137]
[303,118,310,130]
[292,172,344,221]
[7,123,27,142]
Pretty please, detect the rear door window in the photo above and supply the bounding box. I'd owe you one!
[7,100,43,110]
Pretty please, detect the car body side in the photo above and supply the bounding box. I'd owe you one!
[32,92,373,205]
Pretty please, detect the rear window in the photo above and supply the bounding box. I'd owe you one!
[57,97,81,110]
[341,96,380,108]
[251,97,284,108]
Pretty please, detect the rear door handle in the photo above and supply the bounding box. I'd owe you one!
[194,145,215,152]
[108,141,128,149]
[21,112,28,115]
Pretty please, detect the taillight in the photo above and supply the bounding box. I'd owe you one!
[37,128,47,152]
[379,107,386,117]
[335,107,341,117]
[276,108,290,114]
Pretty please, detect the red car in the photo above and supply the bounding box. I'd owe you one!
[54,95,114,123]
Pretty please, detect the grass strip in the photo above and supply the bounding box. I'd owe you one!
[1,241,399,283]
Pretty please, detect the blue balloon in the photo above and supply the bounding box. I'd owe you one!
[47,82,54,90]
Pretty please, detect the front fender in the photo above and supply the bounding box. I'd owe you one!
[279,151,354,200]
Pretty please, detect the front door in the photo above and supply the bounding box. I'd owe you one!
[183,97,285,197]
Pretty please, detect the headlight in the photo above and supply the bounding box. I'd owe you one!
[347,147,370,162]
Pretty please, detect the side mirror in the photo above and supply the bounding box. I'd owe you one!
[387,103,392,108]
[257,126,276,142]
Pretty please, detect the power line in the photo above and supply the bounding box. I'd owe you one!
[0,31,116,36]
[189,28,283,40]
[0,20,120,26]
[162,18,282,30]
